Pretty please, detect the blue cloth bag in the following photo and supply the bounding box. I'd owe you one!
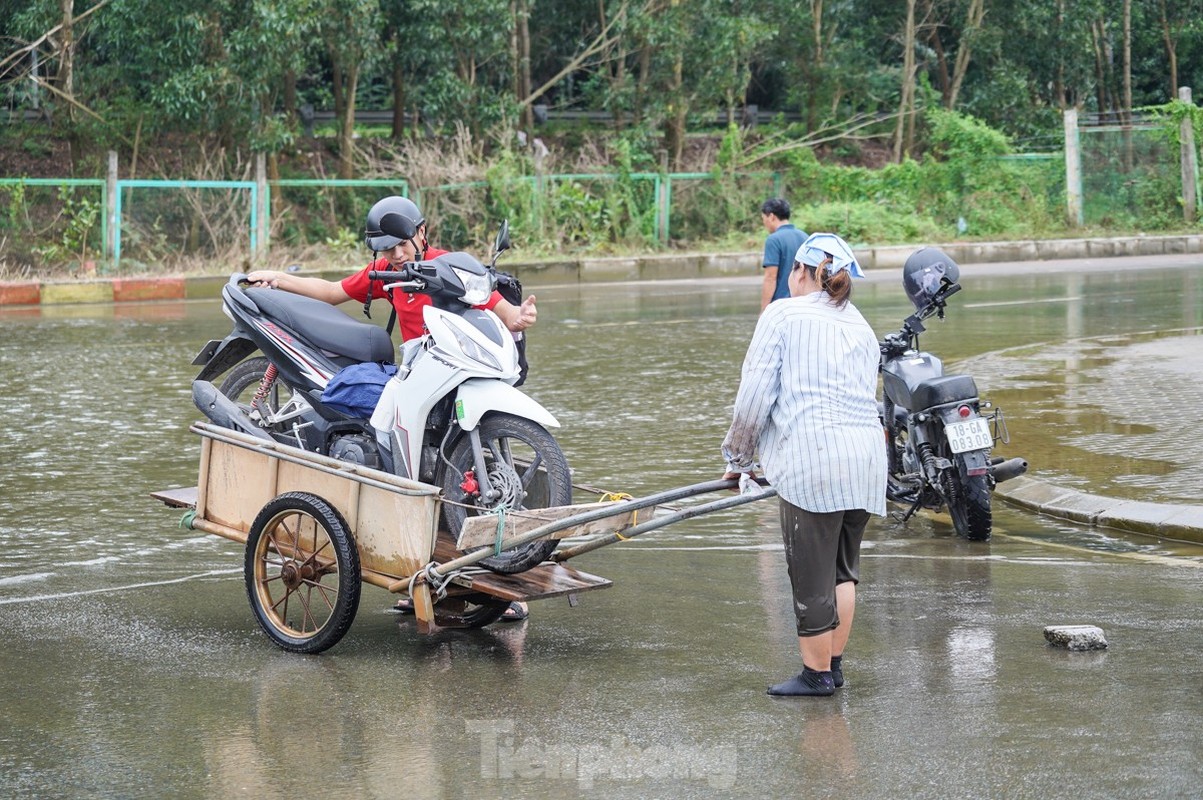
[320,362,398,417]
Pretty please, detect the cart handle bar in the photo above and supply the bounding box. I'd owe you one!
[552,485,778,562]
[392,477,772,589]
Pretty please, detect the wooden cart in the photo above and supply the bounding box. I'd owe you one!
[154,422,774,654]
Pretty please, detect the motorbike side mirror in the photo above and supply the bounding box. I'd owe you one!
[378,212,418,242]
[493,220,511,258]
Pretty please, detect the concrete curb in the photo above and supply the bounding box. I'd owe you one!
[994,475,1203,545]
[4,233,1203,308]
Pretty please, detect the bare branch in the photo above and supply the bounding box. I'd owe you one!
[739,110,910,168]
[519,0,637,108]
[29,75,105,123]
[0,0,113,76]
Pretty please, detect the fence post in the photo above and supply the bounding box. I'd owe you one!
[534,147,545,238]
[1180,87,1199,224]
[105,151,118,265]
[657,150,669,245]
[255,153,268,257]
[1063,108,1083,228]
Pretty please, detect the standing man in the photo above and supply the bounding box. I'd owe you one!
[759,198,807,311]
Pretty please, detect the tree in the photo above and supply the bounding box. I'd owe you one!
[54,0,75,120]
[912,0,987,113]
[406,0,513,139]
[1157,0,1203,98]
[893,0,919,161]
[511,0,532,130]
[314,0,379,178]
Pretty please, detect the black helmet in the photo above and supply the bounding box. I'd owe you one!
[902,247,960,310]
[364,196,424,251]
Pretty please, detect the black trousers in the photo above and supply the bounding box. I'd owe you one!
[778,499,870,637]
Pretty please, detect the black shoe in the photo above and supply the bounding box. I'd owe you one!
[831,655,844,688]
[767,666,835,697]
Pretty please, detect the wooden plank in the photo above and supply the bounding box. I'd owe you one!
[151,486,199,509]
[447,562,613,603]
[411,584,435,632]
[195,435,211,520]
[431,534,611,602]
[191,431,441,580]
[456,500,667,549]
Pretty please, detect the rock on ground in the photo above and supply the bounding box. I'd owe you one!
[1044,625,1109,651]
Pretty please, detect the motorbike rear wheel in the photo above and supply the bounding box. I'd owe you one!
[219,356,289,423]
[440,412,572,575]
[944,467,992,541]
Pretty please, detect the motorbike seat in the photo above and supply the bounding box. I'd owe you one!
[245,288,394,364]
[911,374,978,411]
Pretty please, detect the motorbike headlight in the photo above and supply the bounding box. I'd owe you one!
[441,317,502,371]
[453,268,494,306]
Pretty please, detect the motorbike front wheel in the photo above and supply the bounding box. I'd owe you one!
[944,467,992,541]
[440,413,572,574]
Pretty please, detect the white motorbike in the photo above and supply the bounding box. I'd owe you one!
[192,218,570,573]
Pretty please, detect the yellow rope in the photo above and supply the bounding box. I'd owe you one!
[597,491,636,541]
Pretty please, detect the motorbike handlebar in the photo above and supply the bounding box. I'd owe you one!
[368,268,426,293]
[367,269,409,281]
[880,332,909,357]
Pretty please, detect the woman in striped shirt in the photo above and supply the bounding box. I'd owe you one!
[722,232,886,697]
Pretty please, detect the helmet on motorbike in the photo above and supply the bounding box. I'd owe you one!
[902,247,960,311]
[364,196,425,252]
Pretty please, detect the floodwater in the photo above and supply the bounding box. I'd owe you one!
[3,256,1203,799]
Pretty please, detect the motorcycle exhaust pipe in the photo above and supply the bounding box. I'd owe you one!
[192,380,273,441]
[989,456,1028,484]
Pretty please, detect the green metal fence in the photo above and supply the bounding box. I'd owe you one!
[0,169,782,273]
[0,178,105,273]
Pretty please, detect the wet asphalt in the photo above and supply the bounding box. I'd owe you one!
[1,253,1202,798]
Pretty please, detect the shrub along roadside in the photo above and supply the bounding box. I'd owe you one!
[0,107,1194,280]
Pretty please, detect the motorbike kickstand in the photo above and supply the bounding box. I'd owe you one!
[892,495,924,524]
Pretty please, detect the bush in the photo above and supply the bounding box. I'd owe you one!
[795,201,945,244]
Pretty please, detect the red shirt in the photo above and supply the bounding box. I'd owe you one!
[340,248,503,342]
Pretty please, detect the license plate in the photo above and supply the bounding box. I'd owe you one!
[945,417,992,454]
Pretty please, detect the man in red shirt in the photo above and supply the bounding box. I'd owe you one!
[245,196,536,623]
[246,195,537,340]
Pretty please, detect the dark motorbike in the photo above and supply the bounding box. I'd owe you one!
[879,248,1027,540]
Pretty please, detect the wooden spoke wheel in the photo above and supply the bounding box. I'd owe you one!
[244,492,361,653]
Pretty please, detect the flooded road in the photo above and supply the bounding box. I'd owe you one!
[3,258,1203,798]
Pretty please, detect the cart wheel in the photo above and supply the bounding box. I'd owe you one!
[245,492,361,654]
[433,594,511,628]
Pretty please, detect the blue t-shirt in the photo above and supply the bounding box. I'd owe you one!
[763,223,808,302]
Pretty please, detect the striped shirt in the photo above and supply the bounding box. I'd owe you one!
[722,291,886,515]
